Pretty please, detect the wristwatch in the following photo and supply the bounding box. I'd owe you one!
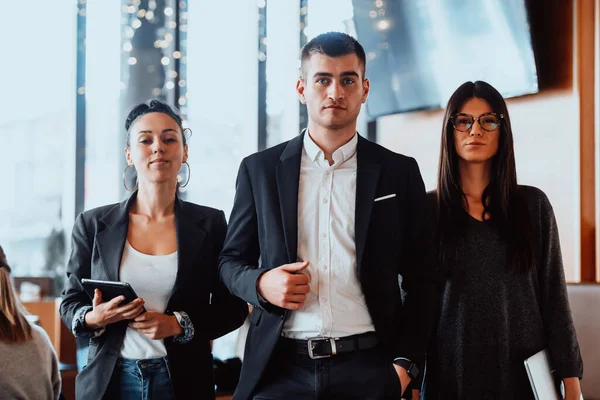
[393,358,419,380]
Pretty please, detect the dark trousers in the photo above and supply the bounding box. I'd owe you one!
[253,337,403,400]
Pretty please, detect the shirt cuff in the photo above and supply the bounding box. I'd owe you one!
[172,311,194,344]
[255,271,271,309]
[72,306,105,338]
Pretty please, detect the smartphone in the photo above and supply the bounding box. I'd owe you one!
[81,278,142,306]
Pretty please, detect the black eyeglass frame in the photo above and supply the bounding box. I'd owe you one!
[450,112,504,132]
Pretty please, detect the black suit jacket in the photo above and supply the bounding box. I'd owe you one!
[219,133,439,399]
[60,193,248,399]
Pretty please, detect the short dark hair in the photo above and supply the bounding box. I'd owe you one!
[125,99,187,147]
[300,32,366,78]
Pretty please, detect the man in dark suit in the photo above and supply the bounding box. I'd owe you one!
[219,32,438,399]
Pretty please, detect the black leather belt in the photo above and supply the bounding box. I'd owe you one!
[280,332,379,359]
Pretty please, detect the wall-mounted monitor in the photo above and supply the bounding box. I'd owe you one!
[352,0,539,119]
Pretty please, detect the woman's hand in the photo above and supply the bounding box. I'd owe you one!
[84,289,145,329]
[563,377,582,400]
[128,311,183,340]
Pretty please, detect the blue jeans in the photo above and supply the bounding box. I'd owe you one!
[76,346,88,372]
[104,357,175,400]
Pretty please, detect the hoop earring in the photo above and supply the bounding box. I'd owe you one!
[123,165,138,192]
[177,162,191,188]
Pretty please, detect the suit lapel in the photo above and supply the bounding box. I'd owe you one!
[355,136,382,271]
[94,193,206,291]
[275,133,304,263]
[172,198,206,296]
[95,194,136,282]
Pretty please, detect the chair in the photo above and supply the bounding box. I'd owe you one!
[567,283,600,399]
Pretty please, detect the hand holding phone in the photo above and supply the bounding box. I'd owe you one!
[80,279,146,328]
[84,288,145,329]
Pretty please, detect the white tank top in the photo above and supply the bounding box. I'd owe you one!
[119,241,178,360]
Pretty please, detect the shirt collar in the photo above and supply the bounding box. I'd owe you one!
[303,130,358,165]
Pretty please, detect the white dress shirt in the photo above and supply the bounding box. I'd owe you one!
[282,132,375,339]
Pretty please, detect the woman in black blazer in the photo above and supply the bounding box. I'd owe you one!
[60,99,248,399]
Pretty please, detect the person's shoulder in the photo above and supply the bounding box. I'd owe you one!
[517,185,554,217]
[426,189,437,202]
[426,189,439,214]
[30,325,56,353]
[518,185,552,205]
[243,136,298,165]
[360,137,417,167]
[31,324,50,341]
[180,201,223,220]
[360,137,408,159]
[79,202,122,221]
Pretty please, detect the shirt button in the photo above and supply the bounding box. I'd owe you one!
[322,265,328,270]
[323,198,328,204]
[321,233,327,239]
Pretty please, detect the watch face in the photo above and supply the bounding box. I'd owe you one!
[407,364,419,379]
[395,360,419,379]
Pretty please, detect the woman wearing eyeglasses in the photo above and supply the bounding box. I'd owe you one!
[419,81,583,399]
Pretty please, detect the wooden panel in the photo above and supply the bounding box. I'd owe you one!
[60,369,77,400]
[595,0,600,281]
[528,0,574,89]
[22,299,60,350]
[577,0,598,281]
[22,299,77,365]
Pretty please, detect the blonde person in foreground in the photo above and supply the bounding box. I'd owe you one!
[0,244,61,400]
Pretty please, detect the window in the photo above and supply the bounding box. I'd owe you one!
[0,1,77,292]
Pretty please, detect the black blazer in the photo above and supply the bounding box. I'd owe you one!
[219,133,439,399]
[60,193,248,399]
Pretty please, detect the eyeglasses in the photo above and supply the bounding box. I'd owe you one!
[450,112,504,132]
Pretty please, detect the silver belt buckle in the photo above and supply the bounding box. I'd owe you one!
[307,336,338,359]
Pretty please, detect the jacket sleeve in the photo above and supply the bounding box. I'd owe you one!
[59,213,97,337]
[205,210,249,340]
[218,159,268,309]
[394,158,441,371]
[537,193,583,379]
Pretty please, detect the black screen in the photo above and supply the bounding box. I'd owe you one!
[352,0,539,119]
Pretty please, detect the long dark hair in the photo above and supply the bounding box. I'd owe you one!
[434,81,535,274]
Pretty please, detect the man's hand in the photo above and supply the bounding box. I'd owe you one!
[128,311,183,340]
[392,363,412,396]
[257,261,311,310]
[411,389,421,400]
[85,289,145,329]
